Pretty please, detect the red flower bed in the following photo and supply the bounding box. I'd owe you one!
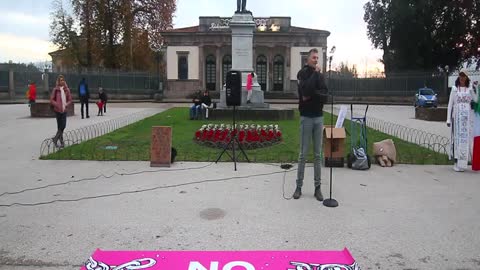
[194,124,282,149]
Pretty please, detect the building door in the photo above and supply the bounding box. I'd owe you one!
[205,55,216,91]
[273,55,284,91]
[256,55,267,91]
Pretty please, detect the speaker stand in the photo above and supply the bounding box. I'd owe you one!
[215,105,250,170]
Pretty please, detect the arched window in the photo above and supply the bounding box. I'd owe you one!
[256,55,267,91]
[205,55,216,91]
[222,55,232,85]
[273,55,284,91]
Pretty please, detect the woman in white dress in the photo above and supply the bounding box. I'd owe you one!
[446,69,476,172]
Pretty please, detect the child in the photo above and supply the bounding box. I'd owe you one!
[99,87,108,113]
[96,100,104,116]
[26,81,36,107]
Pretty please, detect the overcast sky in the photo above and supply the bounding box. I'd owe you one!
[0,0,384,73]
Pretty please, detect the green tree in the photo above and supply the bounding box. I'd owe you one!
[364,0,480,72]
[49,0,83,68]
[336,62,358,78]
[49,0,176,71]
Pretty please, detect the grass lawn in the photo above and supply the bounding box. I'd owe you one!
[42,107,450,164]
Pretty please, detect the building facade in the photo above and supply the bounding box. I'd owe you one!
[161,16,330,98]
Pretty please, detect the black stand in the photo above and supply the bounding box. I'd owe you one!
[324,68,339,208]
[215,105,250,171]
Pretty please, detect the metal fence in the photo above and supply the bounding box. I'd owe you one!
[39,109,159,158]
[328,71,448,98]
[4,70,160,97]
[0,71,9,92]
[14,71,45,95]
[48,72,160,95]
[2,69,469,100]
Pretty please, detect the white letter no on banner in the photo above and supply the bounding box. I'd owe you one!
[223,261,255,270]
[188,261,255,270]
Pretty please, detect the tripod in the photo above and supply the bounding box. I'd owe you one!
[215,105,250,171]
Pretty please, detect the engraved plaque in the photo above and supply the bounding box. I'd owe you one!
[150,126,172,167]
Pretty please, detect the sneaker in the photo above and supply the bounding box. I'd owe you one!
[314,186,324,201]
[293,187,302,199]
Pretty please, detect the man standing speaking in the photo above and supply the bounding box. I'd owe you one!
[293,48,329,201]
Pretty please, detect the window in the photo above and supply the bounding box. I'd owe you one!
[206,55,216,91]
[273,55,284,91]
[300,52,309,68]
[177,52,189,80]
[222,55,232,85]
[256,55,267,91]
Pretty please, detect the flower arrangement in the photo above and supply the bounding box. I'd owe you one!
[194,123,282,149]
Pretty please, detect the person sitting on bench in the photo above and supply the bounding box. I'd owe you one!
[190,91,202,120]
[200,90,212,119]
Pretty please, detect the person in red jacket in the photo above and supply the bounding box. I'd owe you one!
[246,72,254,104]
[49,75,73,148]
[28,81,36,106]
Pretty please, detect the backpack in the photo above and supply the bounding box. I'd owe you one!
[171,147,177,163]
[79,84,87,96]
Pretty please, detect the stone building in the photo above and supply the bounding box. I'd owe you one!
[161,16,330,98]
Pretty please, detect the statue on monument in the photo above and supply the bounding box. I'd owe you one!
[236,0,250,13]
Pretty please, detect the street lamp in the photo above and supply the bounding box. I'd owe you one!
[444,65,450,97]
[328,46,336,82]
[150,42,167,100]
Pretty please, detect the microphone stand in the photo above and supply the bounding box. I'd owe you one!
[323,55,338,208]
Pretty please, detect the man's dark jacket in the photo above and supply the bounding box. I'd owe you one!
[297,65,329,117]
[201,95,212,106]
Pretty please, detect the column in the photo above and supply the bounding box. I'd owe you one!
[216,46,221,90]
[267,47,274,92]
[199,45,205,90]
[43,69,49,96]
[8,69,14,99]
[285,46,291,93]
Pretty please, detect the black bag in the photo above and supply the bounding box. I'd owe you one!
[171,147,177,163]
[351,147,370,170]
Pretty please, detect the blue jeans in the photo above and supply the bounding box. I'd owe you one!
[190,105,201,119]
[296,116,323,188]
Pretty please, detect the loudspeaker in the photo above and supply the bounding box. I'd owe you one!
[226,70,242,106]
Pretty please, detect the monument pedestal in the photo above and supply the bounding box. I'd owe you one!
[218,12,267,109]
[219,87,268,109]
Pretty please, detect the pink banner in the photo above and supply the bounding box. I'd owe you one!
[81,248,360,270]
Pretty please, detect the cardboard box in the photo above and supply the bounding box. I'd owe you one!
[323,125,346,159]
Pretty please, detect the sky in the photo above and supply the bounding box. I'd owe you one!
[0,0,384,74]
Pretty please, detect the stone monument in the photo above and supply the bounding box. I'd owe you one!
[218,1,268,109]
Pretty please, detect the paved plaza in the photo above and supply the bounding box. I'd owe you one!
[0,103,479,270]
